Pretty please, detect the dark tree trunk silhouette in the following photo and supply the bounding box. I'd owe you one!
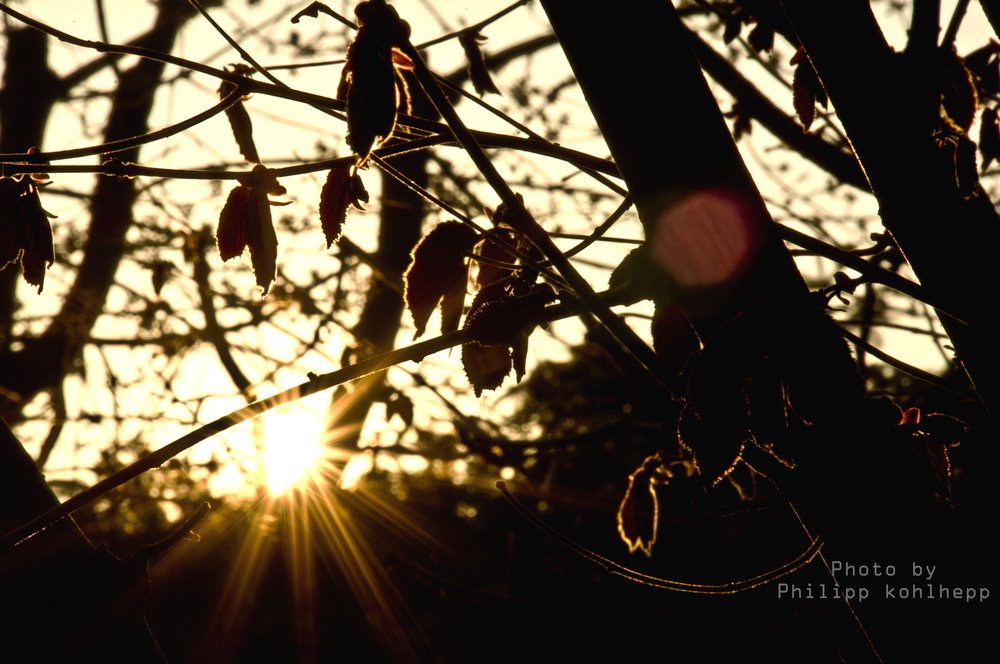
[0,1,199,423]
[782,0,1000,414]
[541,1,993,660]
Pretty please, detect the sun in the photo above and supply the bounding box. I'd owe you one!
[261,396,327,496]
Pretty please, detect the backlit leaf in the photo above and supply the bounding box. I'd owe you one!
[474,229,517,289]
[247,182,278,294]
[319,164,368,246]
[940,49,978,132]
[341,0,413,162]
[916,412,968,446]
[217,185,253,261]
[616,453,671,557]
[463,282,554,347]
[404,221,478,337]
[19,188,54,292]
[462,341,511,397]
[216,166,285,294]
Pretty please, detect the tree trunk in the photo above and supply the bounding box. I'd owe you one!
[0,1,198,422]
[540,1,988,660]
[781,0,1000,414]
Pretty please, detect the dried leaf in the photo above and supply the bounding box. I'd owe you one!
[219,80,260,163]
[463,282,555,347]
[342,0,413,162]
[247,180,278,295]
[461,341,511,397]
[459,29,500,96]
[940,50,978,132]
[319,164,367,246]
[404,221,478,338]
[216,167,285,294]
[616,453,671,557]
[792,50,823,131]
[217,185,254,261]
[19,188,54,292]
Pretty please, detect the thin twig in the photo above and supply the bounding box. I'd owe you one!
[0,85,244,163]
[0,284,641,552]
[840,328,971,396]
[942,0,972,45]
[776,223,961,320]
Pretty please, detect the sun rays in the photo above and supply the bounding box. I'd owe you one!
[171,380,451,661]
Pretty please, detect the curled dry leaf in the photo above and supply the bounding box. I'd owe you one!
[791,48,827,132]
[404,221,479,338]
[219,65,260,164]
[319,164,368,246]
[458,29,500,96]
[18,189,55,292]
[617,452,672,557]
[339,0,413,162]
[0,176,55,293]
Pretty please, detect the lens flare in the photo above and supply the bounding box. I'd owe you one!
[262,400,325,496]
